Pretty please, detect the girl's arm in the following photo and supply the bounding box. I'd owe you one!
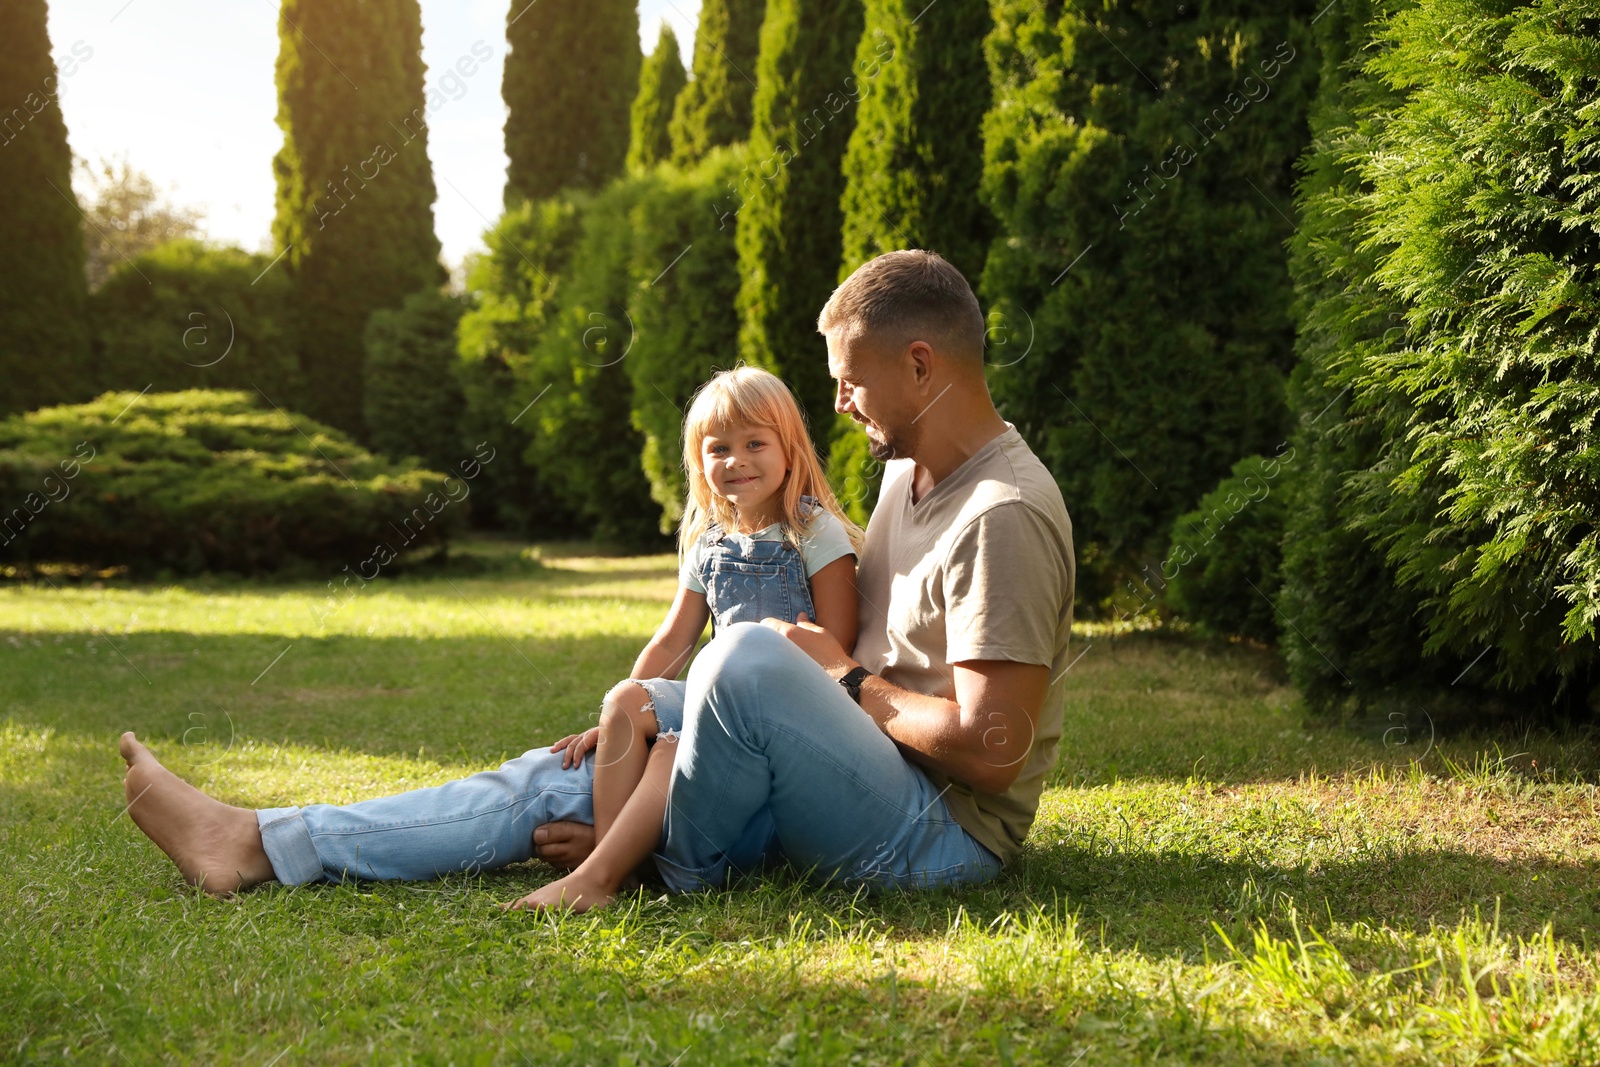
[807,555,858,655]
[631,586,713,680]
[548,586,710,769]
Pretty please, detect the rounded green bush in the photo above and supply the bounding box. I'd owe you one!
[0,390,480,574]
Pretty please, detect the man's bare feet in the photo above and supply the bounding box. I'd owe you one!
[119,732,276,896]
[532,821,595,870]
[502,870,618,913]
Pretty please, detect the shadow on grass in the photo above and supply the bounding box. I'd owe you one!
[0,543,681,613]
[651,842,1600,959]
[9,618,1600,967]
[1053,631,1600,786]
[1000,839,1600,953]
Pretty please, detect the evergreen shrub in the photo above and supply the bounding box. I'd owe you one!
[625,146,750,530]
[980,0,1317,607]
[1166,453,1291,643]
[89,240,300,403]
[363,288,467,476]
[1281,0,1600,713]
[457,196,587,537]
[0,390,468,574]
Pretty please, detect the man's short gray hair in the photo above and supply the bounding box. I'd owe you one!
[817,250,985,361]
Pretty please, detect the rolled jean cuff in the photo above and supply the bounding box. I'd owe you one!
[257,806,324,886]
[653,806,778,895]
[650,847,723,895]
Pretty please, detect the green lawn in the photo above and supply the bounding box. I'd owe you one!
[4,538,1600,1064]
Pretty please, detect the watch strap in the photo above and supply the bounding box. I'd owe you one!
[838,665,873,703]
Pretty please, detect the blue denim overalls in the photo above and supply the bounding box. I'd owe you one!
[633,515,817,735]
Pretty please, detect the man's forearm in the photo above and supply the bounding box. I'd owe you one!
[853,675,998,792]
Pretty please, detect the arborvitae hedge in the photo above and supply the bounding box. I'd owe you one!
[830,0,996,524]
[629,26,688,172]
[734,0,867,433]
[270,0,445,439]
[980,0,1317,607]
[824,417,881,528]
[624,147,750,530]
[0,3,91,416]
[669,0,765,166]
[839,0,993,281]
[89,240,301,405]
[519,179,660,548]
[503,0,640,205]
[1166,453,1290,644]
[1281,0,1600,716]
[0,390,463,574]
[459,183,662,547]
[457,196,587,537]
[363,288,467,476]
[468,149,748,542]
[1275,0,1445,713]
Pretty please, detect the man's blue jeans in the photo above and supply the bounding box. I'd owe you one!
[257,623,1002,891]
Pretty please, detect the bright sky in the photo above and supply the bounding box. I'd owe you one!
[46,1,699,274]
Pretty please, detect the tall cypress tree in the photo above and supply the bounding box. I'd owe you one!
[669,0,766,166]
[980,0,1317,604]
[838,0,993,281]
[734,0,867,433]
[0,2,90,415]
[628,25,689,172]
[271,0,444,437]
[829,0,996,523]
[503,0,641,205]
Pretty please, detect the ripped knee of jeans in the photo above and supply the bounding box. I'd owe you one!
[624,680,657,719]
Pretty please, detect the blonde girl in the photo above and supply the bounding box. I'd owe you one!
[507,366,862,912]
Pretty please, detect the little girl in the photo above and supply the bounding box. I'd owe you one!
[506,366,862,912]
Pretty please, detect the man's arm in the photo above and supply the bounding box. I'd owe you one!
[859,659,1048,795]
[764,619,1048,795]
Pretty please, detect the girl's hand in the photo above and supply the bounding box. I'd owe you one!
[548,728,601,769]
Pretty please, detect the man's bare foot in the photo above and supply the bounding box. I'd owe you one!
[119,732,276,897]
[502,870,618,913]
[532,821,595,871]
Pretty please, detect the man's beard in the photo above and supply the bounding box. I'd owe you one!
[864,419,918,463]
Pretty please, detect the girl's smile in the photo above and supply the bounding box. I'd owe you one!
[701,423,789,528]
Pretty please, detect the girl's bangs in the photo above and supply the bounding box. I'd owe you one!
[688,380,790,443]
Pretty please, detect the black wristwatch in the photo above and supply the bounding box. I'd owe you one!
[838,665,873,704]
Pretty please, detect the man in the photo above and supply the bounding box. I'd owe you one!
[119,250,1075,899]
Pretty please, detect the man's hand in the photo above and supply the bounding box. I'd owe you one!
[548,728,600,770]
[762,613,856,677]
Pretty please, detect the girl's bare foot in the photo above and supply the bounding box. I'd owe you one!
[502,870,622,913]
[119,732,276,896]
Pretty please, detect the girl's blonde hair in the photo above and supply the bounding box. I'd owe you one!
[679,366,864,556]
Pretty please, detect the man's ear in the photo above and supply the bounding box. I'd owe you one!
[907,340,935,393]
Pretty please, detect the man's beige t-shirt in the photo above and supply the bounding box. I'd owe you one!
[854,424,1075,864]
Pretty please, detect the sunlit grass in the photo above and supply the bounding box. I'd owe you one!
[4,535,1600,1064]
